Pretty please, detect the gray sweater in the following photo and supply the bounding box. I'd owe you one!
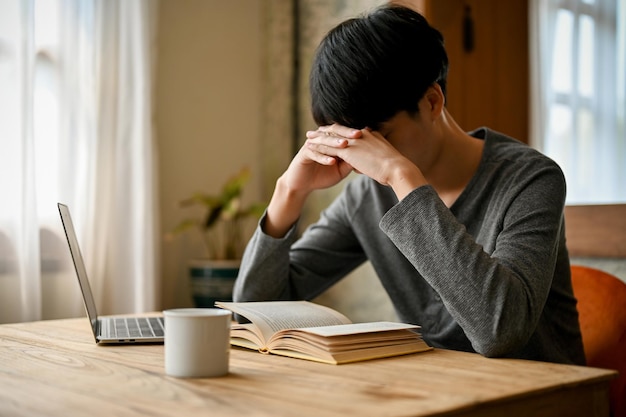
[234,128,586,365]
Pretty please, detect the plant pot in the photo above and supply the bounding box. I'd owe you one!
[189,259,240,308]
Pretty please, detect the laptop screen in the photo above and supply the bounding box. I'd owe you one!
[58,203,99,339]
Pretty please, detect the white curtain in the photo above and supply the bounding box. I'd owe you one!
[0,0,158,323]
[530,0,626,204]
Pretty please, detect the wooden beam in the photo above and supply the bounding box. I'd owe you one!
[564,204,626,258]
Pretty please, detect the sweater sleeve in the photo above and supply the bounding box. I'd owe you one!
[379,162,567,357]
[232,213,299,302]
[233,193,368,302]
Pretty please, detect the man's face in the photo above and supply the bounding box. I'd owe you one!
[374,87,442,164]
[377,109,428,156]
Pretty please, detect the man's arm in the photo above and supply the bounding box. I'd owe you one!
[263,125,362,238]
[380,163,566,357]
[233,192,367,303]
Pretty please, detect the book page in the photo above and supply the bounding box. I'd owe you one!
[216,301,351,346]
[229,322,265,349]
[267,322,422,351]
[295,321,419,337]
[270,342,431,364]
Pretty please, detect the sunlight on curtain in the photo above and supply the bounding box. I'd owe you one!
[0,0,41,323]
[0,0,158,324]
[530,0,626,204]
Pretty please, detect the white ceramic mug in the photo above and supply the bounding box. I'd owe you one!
[163,308,232,378]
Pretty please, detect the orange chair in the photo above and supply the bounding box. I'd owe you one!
[571,265,626,417]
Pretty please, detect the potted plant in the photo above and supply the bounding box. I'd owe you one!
[169,167,266,307]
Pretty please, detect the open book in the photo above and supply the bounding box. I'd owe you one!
[215,301,432,365]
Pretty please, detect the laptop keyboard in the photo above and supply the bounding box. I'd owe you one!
[108,317,164,339]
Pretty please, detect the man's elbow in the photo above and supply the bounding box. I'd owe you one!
[470,331,531,358]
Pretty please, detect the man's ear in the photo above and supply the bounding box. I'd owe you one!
[424,83,445,120]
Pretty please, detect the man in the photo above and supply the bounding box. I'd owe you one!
[234,5,585,365]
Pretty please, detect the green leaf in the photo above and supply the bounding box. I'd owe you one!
[204,205,224,229]
[238,202,266,219]
[180,192,221,209]
[220,167,251,202]
[170,219,199,235]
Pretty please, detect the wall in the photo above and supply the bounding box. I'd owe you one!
[155,0,263,309]
[418,0,529,142]
[565,204,626,283]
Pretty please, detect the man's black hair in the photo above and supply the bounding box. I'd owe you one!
[310,5,448,130]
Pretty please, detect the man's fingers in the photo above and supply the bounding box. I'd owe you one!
[312,124,362,139]
[303,142,338,165]
[305,136,350,149]
[307,137,352,155]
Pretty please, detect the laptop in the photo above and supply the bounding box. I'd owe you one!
[58,203,164,344]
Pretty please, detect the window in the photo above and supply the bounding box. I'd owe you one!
[0,0,158,323]
[531,0,625,204]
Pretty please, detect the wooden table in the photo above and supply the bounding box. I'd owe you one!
[0,316,617,417]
